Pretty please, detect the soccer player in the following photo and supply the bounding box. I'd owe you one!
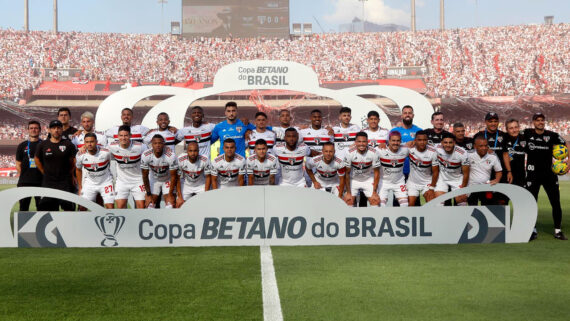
[378,131,409,207]
[210,138,246,189]
[305,142,346,197]
[108,125,148,209]
[75,133,115,209]
[392,105,422,179]
[466,136,503,205]
[246,139,278,185]
[364,110,389,149]
[176,106,216,158]
[247,112,276,156]
[57,107,78,140]
[273,109,302,142]
[141,135,178,208]
[211,101,254,157]
[474,112,508,204]
[72,112,107,148]
[424,112,450,146]
[453,122,474,152]
[343,132,381,206]
[272,128,312,187]
[106,107,150,143]
[299,109,333,153]
[434,133,470,206]
[332,107,361,159]
[407,130,439,206]
[523,112,569,240]
[15,120,43,211]
[176,141,211,206]
[144,112,179,153]
[35,120,77,211]
[501,119,527,187]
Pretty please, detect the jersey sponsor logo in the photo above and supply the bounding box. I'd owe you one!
[527,142,549,151]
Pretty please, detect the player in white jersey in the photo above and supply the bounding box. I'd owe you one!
[377,131,410,207]
[333,107,361,159]
[141,135,178,208]
[247,139,278,185]
[75,133,114,208]
[305,142,346,197]
[467,136,503,205]
[176,106,216,158]
[272,128,313,187]
[176,141,211,206]
[247,112,276,156]
[364,110,389,149]
[210,138,246,189]
[299,109,333,153]
[144,112,179,153]
[105,107,150,143]
[107,125,148,208]
[343,132,381,206]
[71,111,107,148]
[273,109,302,143]
[406,130,439,206]
[434,133,470,205]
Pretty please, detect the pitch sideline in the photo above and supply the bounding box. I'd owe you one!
[260,245,283,321]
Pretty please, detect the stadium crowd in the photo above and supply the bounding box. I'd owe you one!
[1,23,569,101]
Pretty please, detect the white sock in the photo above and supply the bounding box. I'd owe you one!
[457,202,467,206]
[533,228,537,233]
[555,229,561,234]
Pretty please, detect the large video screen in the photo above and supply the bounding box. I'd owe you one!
[182,0,289,38]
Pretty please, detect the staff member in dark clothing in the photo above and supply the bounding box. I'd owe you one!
[47,107,78,140]
[35,120,77,211]
[523,113,569,241]
[474,112,509,205]
[424,112,450,146]
[453,122,474,152]
[501,119,527,187]
[15,120,43,211]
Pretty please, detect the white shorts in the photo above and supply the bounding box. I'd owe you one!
[81,180,115,204]
[115,180,146,201]
[435,177,462,192]
[182,184,206,200]
[315,184,341,197]
[280,180,306,188]
[379,182,408,200]
[351,180,375,198]
[151,179,171,195]
[406,181,431,197]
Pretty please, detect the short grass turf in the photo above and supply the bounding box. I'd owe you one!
[0,183,569,320]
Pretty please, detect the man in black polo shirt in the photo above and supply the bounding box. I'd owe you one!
[501,118,527,188]
[523,113,569,240]
[35,120,77,211]
[424,112,450,146]
[15,120,43,211]
[474,112,509,205]
[453,122,474,152]
[58,107,78,140]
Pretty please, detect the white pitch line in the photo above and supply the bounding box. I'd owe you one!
[260,245,283,321]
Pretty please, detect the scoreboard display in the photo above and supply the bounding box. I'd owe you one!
[182,0,290,38]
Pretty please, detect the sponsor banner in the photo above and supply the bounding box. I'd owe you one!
[34,68,83,81]
[0,184,537,248]
[386,66,428,79]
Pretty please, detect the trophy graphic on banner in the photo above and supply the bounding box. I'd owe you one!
[95,213,126,247]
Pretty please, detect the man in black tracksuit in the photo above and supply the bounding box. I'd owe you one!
[523,113,568,240]
[501,119,527,188]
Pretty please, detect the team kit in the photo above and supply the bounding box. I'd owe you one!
[23,103,569,240]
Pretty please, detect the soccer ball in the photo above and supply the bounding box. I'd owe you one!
[552,144,568,160]
[552,160,569,175]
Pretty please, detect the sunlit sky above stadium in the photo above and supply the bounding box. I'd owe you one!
[0,0,567,34]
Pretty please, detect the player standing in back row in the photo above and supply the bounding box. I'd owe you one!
[523,113,569,240]
[106,108,150,143]
[176,106,216,158]
[247,112,276,156]
[333,107,361,160]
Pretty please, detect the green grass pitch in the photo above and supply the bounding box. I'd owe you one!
[0,183,569,320]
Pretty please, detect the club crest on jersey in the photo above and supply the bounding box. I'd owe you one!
[391,160,398,167]
[410,133,416,139]
[544,136,550,142]
[288,158,295,165]
[343,134,350,141]
[59,146,66,152]
[236,126,242,132]
[466,143,473,149]
[195,136,201,142]
[498,136,503,143]
[520,141,526,148]
[314,138,321,145]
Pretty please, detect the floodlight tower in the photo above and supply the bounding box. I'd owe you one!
[440,0,445,31]
[358,0,368,32]
[158,0,168,33]
[411,0,416,33]
[24,0,29,32]
[53,0,58,33]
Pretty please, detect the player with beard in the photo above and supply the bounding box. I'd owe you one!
[247,139,278,185]
[453,122,474,152]
[176,141,211,206]
[75,133,114,209]
[501,119,527,187]
[273,109,302,143]
[176,106,216,158]
[141,135,178,208]
[72,112,107,148]
[211,101,255,158]
[364,111,389,150]
[424,112,450,146]
[144,112,179,153]
[332,107,361,159]
[247,112,276,156]
[210,138,246,189]
[407,130,439,206]
[378,131,410,207]
[523,113,569,240]
[434,133,470,206]
[467,136,503,205]
[474,112,509,205]
[305,142,346,197]
[343,132,381,207]
[106,108,150,143]
[392,106,422,178]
